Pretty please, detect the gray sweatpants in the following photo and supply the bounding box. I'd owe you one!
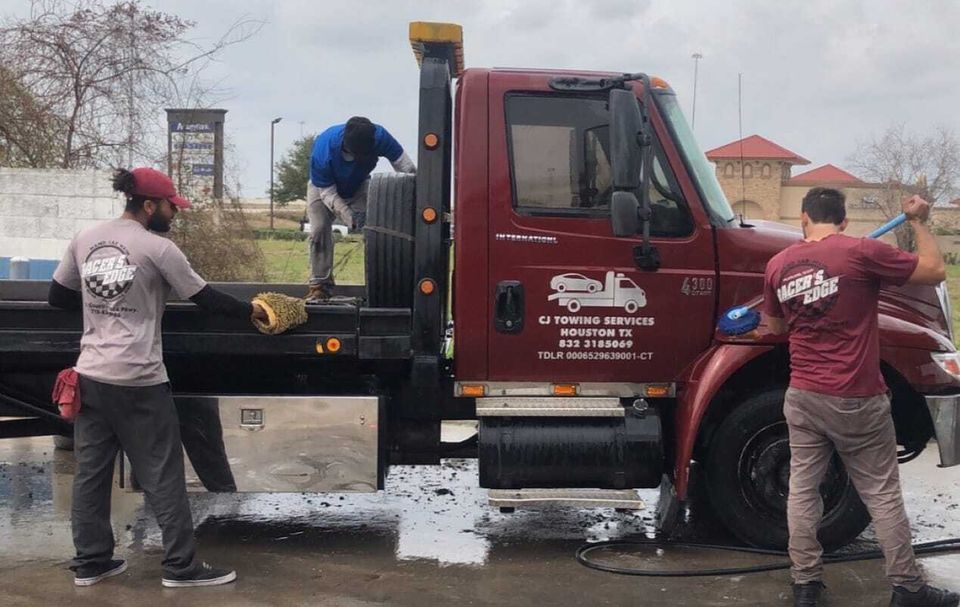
[784,387,924,591]
[72,376,196,576]
[307,180,368,287]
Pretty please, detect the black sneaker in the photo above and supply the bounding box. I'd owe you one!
[162,561,237,588]
[74,558,127,587]
[891,585,960,607]
[305,284,332,303]
[793,581,825,606]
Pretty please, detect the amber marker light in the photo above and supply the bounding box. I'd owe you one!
[552,384,579,397]
[644,384,670,398]
[419,279,437,295]
[650,76,671,90]
[424,133,440,149]
[460,384,486,397]
[422,207,438,223]
[326,337,342,353]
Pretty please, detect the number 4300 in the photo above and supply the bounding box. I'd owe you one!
[681,276,714,296]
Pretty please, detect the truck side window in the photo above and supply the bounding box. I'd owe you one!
[506,94,693,237]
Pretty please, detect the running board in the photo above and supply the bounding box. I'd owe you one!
[488,488,646,510]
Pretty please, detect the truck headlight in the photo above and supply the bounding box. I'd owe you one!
[931,352,960,379]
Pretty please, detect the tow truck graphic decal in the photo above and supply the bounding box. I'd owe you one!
[536,271,655,363]
[547,271,647,313]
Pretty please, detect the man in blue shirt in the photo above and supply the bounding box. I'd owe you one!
[306,116,415,301]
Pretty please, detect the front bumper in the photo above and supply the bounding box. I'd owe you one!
[924,394,960,467]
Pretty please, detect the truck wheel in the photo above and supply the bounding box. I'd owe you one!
[705,388,870,550]
[624,300,639,314]
[365,173,416,308]
[567,300,581,313]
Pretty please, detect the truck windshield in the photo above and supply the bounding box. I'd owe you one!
[656,93,736,225]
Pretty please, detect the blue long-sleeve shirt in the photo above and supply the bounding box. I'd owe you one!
[309,123,404,198]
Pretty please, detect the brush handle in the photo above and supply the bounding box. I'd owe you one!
[867,213,907,239]
[725,301,762,320]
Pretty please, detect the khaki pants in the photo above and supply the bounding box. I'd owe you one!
[785,387,924,590]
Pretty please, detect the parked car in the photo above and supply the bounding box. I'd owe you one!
[302,222,349,237]
[550,272,602,293]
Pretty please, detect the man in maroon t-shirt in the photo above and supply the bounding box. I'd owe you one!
[762,188,957,607]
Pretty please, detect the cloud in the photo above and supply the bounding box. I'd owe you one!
[0,0,956,196]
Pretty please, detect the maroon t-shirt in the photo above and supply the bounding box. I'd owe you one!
[762,234,919,397]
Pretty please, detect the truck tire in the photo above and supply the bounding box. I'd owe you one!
[365,173,416,308]
[705,388,870,550]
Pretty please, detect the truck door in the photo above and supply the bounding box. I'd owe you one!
[486,75,716,384]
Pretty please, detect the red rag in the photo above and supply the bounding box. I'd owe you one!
[52,368,81,421]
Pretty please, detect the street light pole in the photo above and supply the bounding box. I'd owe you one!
[270,117,282,230]
[691,52,703,130]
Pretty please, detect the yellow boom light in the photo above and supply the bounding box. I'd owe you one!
[409,21,464,78]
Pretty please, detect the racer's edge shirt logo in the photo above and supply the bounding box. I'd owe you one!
[81,243,138,301]
[776,259,839,319]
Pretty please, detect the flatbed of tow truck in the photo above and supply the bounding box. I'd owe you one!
[0,280,412,362]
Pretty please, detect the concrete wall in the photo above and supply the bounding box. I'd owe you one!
[0,168,123,278]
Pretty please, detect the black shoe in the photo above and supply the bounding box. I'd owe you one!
[891,585,960,607]
[74,558,127,587]
[305,284,332,303]
[793,581,825,606]
[162,561,237,588]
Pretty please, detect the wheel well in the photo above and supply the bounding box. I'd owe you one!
[692,347,790,463]
[690,350,935,464]
[883,363,934,458]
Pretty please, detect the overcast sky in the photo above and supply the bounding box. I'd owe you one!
[2,0,958,199]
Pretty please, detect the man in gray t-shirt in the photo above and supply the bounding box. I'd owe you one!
[54,217,207,385]
[50,167,266,588]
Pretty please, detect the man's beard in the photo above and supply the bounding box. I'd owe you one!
[147,214,172,233]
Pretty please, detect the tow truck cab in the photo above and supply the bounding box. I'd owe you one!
[442,34,958,546]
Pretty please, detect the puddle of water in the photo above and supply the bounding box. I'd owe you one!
[0,437,660,567]
[1,436,957,573]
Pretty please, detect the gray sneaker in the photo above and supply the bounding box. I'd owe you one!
[162,561,237,588]
[74,558,127,586]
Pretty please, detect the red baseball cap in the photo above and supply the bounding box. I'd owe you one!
[130,167,192,209]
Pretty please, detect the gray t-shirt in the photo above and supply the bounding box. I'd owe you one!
[53,218,207,386]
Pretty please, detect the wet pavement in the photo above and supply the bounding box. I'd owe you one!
[0,435,958,606]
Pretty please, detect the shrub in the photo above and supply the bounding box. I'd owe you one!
[171,201,267,282]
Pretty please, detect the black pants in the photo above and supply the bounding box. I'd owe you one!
[72,377,196,576]
[177,397,237,493]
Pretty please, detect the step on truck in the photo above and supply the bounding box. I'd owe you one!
[1,22,958,550]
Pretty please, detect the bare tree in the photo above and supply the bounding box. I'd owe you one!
[0,0,262,169]
[849,124,960,250]
[0,65,64,167]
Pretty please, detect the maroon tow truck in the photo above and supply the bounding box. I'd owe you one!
[1,22,957,550]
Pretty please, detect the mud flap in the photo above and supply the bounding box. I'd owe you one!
[655,473,681,536]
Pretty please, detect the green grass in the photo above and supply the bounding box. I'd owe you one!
[258,236,365,284]
[946,265,960,345]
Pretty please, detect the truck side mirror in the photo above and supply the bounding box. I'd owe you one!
[609,88,643,190]
[611,191,640,236]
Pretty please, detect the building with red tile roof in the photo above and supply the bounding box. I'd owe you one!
[705,135,810,165]
[788,164,863,186]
